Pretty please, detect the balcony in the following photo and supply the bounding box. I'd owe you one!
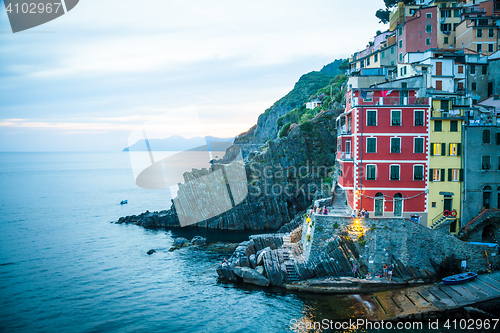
[353,96,429,107]
[339,152,352,160]
[431,109,463,118]
[338,125,352,135]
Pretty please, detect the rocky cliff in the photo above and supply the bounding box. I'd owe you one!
[117,110,338,231]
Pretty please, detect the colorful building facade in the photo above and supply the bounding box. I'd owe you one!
[336,89,431,222]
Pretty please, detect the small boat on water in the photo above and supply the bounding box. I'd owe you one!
[120,200,128,205]
[442,272,477,285]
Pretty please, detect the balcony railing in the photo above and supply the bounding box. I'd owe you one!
[431,109,463,118]
[353,96,429,107]
[339,152,352,160]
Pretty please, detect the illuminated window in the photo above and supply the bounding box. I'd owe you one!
[431,168,443,181]
[449,169,460,181]
[449,143,460,156]
[432,143,445,156]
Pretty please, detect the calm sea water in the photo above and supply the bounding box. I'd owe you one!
[0,152,371,333]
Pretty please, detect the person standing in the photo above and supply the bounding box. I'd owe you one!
[388,264,393,282]
[383,263,388,279]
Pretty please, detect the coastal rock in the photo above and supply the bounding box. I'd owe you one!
[190,236,206,246]
[232,267,270,287]
[147,249,156,255]
[255,265,265,276]
[249,254,257,268]
[116,111,338,232]
[256,247,271,266]
[169,237,189,251]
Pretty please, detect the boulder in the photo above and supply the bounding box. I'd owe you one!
[147,249,156,255]
[191,236,207,246]
[249,254,257,268]
[256,247,271,265]
[255,265,265,276]
[169,237,189,251]
[232,266,270,287]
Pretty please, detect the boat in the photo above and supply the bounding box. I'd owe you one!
[442,272,477,285]
[120,200,128,205]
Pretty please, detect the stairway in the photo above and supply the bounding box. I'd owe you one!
[329,187,351,216]
[283,250,299,282]
[282,234,291,249]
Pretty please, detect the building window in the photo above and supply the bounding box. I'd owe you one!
[367,110,377,126]
[458,82,464,90]
[441,9,451,17]
[414,165,424,180]
[399,40,403,48]
[426,38,431,46]
[436,80,442,90]
[444,36,449,44]
[414,110,424,126]
[453,9,460,17]
[399,53,403,62]
[367,57,371,66]
[440,100,449,111]
[489,44,494,53]
[434,120,442,132]
[430,168,444,181]
[483,129,491,143]
[414,137,424,153]
[471,65,475,74]
[472,82,477,91]
[426,13,432,18]
[477,43,482,53]
[366,164,376,180]
[449,168,461,182]
[374,54,378,62]
[477,29,483,38]
[431,143,446,156]
[482,66,487,75]
[426,25,432,33]
[399,27,403,35]
[483,185,491,209]
[367,137,376,153]
[497,132,500,145]
[432,202,436,207]
[390,165,400,180]
[391,110,401,126]
[441,23,451,32]
[391,137,401,153]
[391,46,394,55]
[450,120,458,132]
[489,28,495,38]
[381,51,385,59]
[449,143,460,156]
[482,155,491,170]
[458,65,463,74]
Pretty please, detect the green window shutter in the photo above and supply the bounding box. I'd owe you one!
[430,144,434,156]
[448,169,452,181]
[496,132,500,145]
[430,168,434,181]
[457,143,461,156]
[441,143,446,155]
[440,169,445,181]
[460,169,464,182]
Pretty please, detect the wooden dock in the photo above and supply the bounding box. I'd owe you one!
[366,272,500,320]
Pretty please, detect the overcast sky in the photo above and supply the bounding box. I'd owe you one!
[0,0,387,151]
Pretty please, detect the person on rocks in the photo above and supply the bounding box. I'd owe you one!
[388,264,393,281]
[316,206,321,214]
[383,263,388,279]
[323,207,328,215]
[361,209,367,218]
[351,210,356,218]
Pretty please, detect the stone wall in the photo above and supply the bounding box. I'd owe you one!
[306,214,500,280]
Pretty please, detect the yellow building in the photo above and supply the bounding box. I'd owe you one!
[434,0,463,49]
[427,97,465,233]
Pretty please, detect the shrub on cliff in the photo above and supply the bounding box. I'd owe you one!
[279,122,292,138]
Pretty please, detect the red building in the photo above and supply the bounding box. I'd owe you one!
[336,89,431,221]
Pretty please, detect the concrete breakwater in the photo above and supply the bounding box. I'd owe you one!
[216,211,500,292]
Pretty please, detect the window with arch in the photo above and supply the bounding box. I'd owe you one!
[394,193,403,217]
[375,192,384,216]
[483,185,492,209]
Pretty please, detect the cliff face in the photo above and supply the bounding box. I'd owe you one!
[235,71,335,146]
[117,111,338,231]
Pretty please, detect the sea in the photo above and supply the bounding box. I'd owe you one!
[0,152,368,333]
[0,152,495,333]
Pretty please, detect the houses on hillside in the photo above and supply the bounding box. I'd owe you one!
[337,0,500,233]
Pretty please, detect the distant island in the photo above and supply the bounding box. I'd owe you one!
[123,135,234,152]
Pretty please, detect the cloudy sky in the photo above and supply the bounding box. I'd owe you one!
[0,0,387,151]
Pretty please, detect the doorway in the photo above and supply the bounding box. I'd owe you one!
[444,197,452,212]
[394,193,403,217]
[375,192,384,216]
